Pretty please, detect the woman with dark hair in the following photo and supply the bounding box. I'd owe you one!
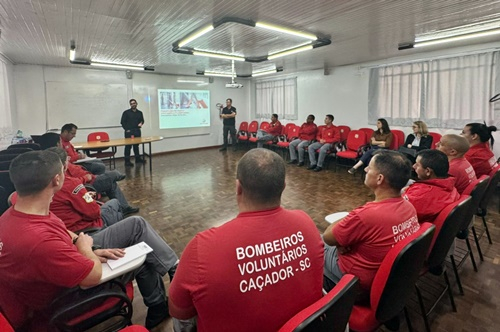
[348,118,393,174]
[462,123,498,177]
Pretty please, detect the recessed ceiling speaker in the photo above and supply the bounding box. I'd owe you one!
[126,70,133,79]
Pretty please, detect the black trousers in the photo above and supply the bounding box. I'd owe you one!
[223,125,236,147]
[124,128,141,161]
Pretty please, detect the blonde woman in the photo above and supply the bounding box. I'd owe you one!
[403,121,433,151]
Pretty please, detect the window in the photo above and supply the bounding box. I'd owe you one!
[255,77,297,120]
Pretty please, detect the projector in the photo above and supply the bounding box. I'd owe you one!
[225,83,244,89]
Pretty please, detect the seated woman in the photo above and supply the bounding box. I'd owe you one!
[348,118,393,174]
[400,120,433,163]
[462,123,498,177]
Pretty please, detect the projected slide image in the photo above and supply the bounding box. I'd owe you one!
[158,89,210,129]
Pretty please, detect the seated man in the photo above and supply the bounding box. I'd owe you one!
[47,147,123,232]
[288,114,318,167]
[437,134,477,194]
[0,150,179,330]
[307,114,340,172]
[43,133,138,215]
[169,149,324,332]
[403,149,460,223]
[256,113,283,148]
[60,123,106,175]
[323,150,419,298]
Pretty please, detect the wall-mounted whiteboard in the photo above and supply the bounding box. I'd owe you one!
[46,82,128,130]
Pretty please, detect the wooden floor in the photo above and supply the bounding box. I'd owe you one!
[113,146,500,332]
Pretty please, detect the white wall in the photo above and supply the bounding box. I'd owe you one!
[13,65,251,154]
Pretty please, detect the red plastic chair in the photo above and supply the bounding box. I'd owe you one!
[429,132,442,149]
[358,128,374,144]
[337,125,351,144]
[349,223,435,332]
[249,122,269,144]
[335,130,367,171]
[277,124,300,149]
[0,312,14,332]
[390,130,404,150]
[279,274,359,332]
[87,132,116,169]
[236,121,249,143]
[246,121,260,144]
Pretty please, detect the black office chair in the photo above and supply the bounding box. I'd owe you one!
[7,143,41,151]
[0,148,32,155]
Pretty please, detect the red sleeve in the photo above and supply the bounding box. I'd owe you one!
[169,236,200,318]
[403,184,434,222]
[67,178,101,220]
[269,121,283,136]
[67,164,95,184]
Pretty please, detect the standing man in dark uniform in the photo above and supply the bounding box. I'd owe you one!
[121,98,145,167]
[219,98,237,151]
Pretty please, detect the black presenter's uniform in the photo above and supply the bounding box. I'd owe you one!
[221,106,237,149]
[121,108,144,163]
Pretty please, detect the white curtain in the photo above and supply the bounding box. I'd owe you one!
[369,51,498,128]
[255,78,297,120]
[0,58,13,149]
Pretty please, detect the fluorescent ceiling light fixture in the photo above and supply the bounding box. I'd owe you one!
[90,62,145,70]
[268,45,313,60]
[178,25,214,47]
[256,22,317,40]
[414,28,500,48]
[203,71,234,77]
[69,47,76,61]
[252,68,283,77]
[192,50,245,61]
[177,79,208,84]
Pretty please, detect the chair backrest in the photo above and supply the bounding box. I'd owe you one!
[478,165,500,214]
[358,128,374,144]
[30,135,43,144]
[0,186,9,216]
[87,132,110,142]
[456,176,489,237]
[238,121,248,132]
[278,274,359,332]
[0,154,19,162]
[345,130,367,152]
[288,125,301,141]
[337,125,351,143]
[390,130,405,150]
[0,171,15,198]
[373,223,436,322]
[0,161,11,171]
[260,122,270,131]
[8,143,41,151]
[315,125,326,140]
[283,123,295,137]
[247,121,259,133]
[0,311,14,332]
[427,196,472,269]
[428,132,442,149]
[0,148,32,155]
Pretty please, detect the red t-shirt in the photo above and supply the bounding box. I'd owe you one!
[319,125,341,144]
[268,120,283,136]
[0,208,94,329]
[449,157,477,194]
[169,207,324,332]
[50,176,103,232]
[299,123,318,140]
[60,136,79,163]
[403,177,460,224]
[332,198,418,290]
[465,142,498,178]
[66,163,96,184]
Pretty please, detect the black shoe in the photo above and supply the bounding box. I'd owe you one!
[168,263,178,282]
[307,164,317,170]
[117,174,126,181]
[125,161,134,167]
[313,166,323,172]
[219,147,227,151]
[145,300,169,330]
[135,158,146,163]
[288,159,298,164]
[123,206,140,216]
[348,167,357,175]
[297,162,305,167]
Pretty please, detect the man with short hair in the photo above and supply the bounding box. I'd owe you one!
[307,114,340,172]
[288,114,318,167]
[323,150,419,297]
[256,113,283,148]
[0,151,179,330]
[121,98,145,167]
[60,123,106,175]
[169,149,324,332]
[219,98,237,151]
[437,134,477,194]
[403,149,460,223]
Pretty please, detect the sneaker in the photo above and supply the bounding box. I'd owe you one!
[348,167,357,175]
[307,164,317,170]
[297,162,305,167]
[219,147,227,151]
[313,166,323,172]
[123,206,140,216]
[288,159,298,164]
[145,300,169,330]
[125,161,134,167]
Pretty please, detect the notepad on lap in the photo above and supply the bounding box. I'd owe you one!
[107,242,153,270]
[74,156,97,163]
